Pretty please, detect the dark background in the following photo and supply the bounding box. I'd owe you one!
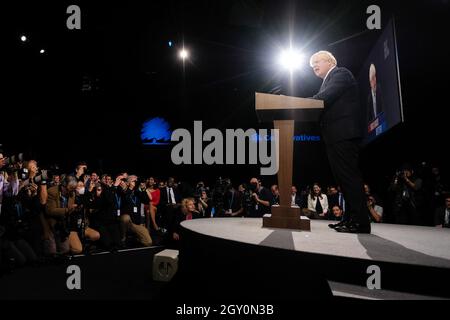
[2,0,449,194]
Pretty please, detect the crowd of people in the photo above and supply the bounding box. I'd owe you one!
[0,151,449,275]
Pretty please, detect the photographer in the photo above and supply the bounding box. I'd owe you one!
[367,195,383,223]
[210,177,231,217]
[74,162,88,182]
[389,164,424,225]
[89,183,121,251]
[196,189,212,218]
[45,177,100,255]
[0,164,37,268]
[15,160,50,257]
[118,175,152,247]
[246,178,272,218]
[223,183,243,217]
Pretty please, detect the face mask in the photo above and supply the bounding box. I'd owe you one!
[77,187,85,195]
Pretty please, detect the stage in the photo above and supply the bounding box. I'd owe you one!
[179,218,450,299]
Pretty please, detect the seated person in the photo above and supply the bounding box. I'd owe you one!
[303,183,329,219]
[168,198,200,246]
[434,194,450,228]
[329,205,344,221]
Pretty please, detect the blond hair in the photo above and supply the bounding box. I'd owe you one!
[181,197,195,215]
[309,50,337,67]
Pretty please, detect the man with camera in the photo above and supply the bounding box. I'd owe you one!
[389,164,424,225]
[0,157,38,268]
[45,176,100,255]
[117,175,152,247]
[246,178,272,218]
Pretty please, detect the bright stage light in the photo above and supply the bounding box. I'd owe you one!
[40,49,45,54]
[179,49,189,60]
[278,49,304,72]
[20,35,27,42]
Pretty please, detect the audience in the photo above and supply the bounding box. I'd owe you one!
[1,150,449,275]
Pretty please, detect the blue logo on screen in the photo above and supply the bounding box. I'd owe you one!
[141,117,172,145]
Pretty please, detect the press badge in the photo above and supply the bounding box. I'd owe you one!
[117,209,121,216]
[133,207,138,213]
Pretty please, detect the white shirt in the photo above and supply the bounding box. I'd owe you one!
[167,187,176,204]
[445,208,450,226]
[291,193,297,206]
[371,89,377,118]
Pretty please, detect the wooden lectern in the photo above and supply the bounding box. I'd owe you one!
[255,92,324,231]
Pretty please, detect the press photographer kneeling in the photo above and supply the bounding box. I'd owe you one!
[45,176,100,255]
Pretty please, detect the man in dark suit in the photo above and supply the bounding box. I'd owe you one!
[367,63,384,126]
[434,194,450,228]
[158,177,182,232]
[291,186,302,207]
[310,50,370,233]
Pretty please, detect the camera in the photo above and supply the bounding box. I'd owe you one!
[3,153,24,167]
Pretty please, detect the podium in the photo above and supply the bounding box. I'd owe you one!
[255,92,323,231]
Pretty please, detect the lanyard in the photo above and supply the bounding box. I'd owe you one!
[60,192,68,208]
[114,193,122,208]
[130,192,138,206]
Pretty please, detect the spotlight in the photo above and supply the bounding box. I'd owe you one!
[20,35,27,42]
[278,49,304,72]
[40,49,45,54]
[179,49,189,60]
[168,41,173,47]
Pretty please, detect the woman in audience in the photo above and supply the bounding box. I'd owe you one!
[304,183,329,219]
[168,198,200,247]
[145,177,160,231]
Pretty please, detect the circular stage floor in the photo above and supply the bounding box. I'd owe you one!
[182,218,450,269]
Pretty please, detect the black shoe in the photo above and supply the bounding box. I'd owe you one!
[328,221,346,229]
[335,222,371,234]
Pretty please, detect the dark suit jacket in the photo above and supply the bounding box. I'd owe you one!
[434,206,450,227]
[367,85,384,124]
[292,193,302,207]
[159,186,182,206]
[313,67,363,144]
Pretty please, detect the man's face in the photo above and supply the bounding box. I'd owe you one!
[77,165,87,175]
[291,186,297,194]
[329,187,338,195]
[370,75,377,90]
[364,184,370,194]
[445,198,450,209]
[167,177,175,187]
[250,178,259,188]
[106,176,113,185]
[0,154,5,167]
[311,55,333,79]
[53,175,61,184]
[91,173,98,182]
[404,170,412,178]
[271,186,279,196]
[28,160,38,174]
[129,178,137,189]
